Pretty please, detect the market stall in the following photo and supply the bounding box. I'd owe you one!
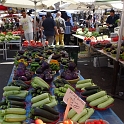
[0,46,123,124]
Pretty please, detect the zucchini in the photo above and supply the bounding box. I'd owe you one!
[67,109,77,119]
[77,79,92,84]
[0,100,7,106]
[89,95,109,107]
[2,121,21,124]
[86,91,107,102]
[5,108,26,115]
[32,98,50,108]
[76,82,92,89]
[64,84,75,92]
[3,86,21,91]
[46,99,58,108]
[71,108,88,122]
[35,116,54,123]
[81,89,100,96]
[4,114,26,122]
[85,86,100,91]
[7,96,25,102]
[43,105,59,115]
[8,100,25,107]
[58,87,67,93]
[31,108,59,121]
[14,80,29,89]
[14,91,28,98]
[31,93,50,103]
[8,105,24,108]
[0,110,5,116]
[97,97,114,109]
[3,91,20,97]
[78,108,94,123]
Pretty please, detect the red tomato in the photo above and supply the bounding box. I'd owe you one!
[86,122,91,124]
[35,119,43,124]
[90,121,95,124]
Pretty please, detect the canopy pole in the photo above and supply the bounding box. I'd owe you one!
[34,1,37,41]
[116,0,124,61]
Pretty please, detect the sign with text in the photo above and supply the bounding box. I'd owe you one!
[63,88,86,114]
[47,54,54,63]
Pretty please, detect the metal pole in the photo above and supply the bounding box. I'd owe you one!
[116,0,124,61]
[34,1,37,41]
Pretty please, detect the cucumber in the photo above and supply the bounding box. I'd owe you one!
[77,79,92,84]
[89,95,109,106]
[31,93,50,103]
[5,108,26,115]
[67,109,77,119]
[3,86,21,91]
[97,97,114,109]
[86,91,107,102]
[76,82,92,89]
[71,108,88,122]
[81,89,100,96]
[85,86,100,91]
[78,108,94,123]
[64,84,75,92]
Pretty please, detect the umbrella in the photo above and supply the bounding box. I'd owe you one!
[0,5,8,11]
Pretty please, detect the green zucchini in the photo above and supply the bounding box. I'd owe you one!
[32,97,51,107]
[86,91,107,102]
[46,99,58,108]
[64,84,75,92]
[71,108,88,122]
[78,108,94,123]
[4,114,26,122]
[14,91,28,98]
[85,86,100,91]
[81,89,100,96]
[5,108,26,115]
[8,105,24,108]
[89,95,109,107]
[0,100,7,106]
[7,96,25,102]
[58,87,67,93]
[8,100,25,107]
[76,82,92,89]
[0,110,5,116]
[77,79,92,84]
[43,105,59,115]
[31,93,50,103]
[31,108,59,121]
[35,116,54,123]
[97,97,114,109]
[2,121,21,124]
[3,86,21,91]
[3,91,20,97]
[67,109,77,119]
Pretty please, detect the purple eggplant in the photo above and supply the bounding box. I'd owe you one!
[68,62,76,71]
[36,67,43,74]
[16,67,25,76]
[18,50,25,55]
[36,74,44,79]
[35,58,41,62]
[44,74,53,83]
[64,73,73,80]
[41,61,49,71]
[19,76,27,81]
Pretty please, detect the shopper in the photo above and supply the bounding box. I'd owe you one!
[106,10,119,33]
[41,12,58,45]
[64,16,72,45]
[55,11,65,45]
[19,10,33,41]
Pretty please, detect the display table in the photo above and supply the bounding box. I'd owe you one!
[7,66,124,124]
[4,39,22,60]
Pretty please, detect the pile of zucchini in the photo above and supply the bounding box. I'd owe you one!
[81,86,101,97]
[31,76,50,89]
[54,84,75,97]
[76,79,96,91]
[30,105,59,123]
[86,91,114,109]
[31,93,57,108]
[0,108,26,124]
[67,108,94,123]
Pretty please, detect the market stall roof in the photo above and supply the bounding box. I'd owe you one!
[1,0,77,9]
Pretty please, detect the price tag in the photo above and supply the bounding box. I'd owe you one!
[47,54,54,63]
[63,88,86,114]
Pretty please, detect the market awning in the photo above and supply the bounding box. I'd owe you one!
[0,5,8,11]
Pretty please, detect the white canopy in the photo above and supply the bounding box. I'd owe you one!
[2,0,77,9]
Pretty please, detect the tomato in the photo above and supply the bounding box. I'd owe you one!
[86,122,91,124]
[35,119,43,124]
[63,119,73,124]
[90,121,95,124]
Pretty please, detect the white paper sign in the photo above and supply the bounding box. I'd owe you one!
[47,53,54,63]
[63,88,86,114]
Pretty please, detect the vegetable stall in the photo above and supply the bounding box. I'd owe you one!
[0,46,123,124]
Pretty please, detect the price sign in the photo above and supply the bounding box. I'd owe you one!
[63,88,86,114]
[47,53,54,63]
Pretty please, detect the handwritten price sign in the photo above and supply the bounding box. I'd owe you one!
[63,88,86,114]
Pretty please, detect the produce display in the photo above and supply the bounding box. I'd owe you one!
[0,47,115,124]
[0,32,20,42]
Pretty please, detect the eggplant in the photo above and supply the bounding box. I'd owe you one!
[35,58,41,62]
[44,74,53,83]
[36,74,44,79]
[36,67,43,74]
[41,61,49,71]
[52,54,61,60]
[15,67,25,77]
[18,50,25,55]
[19,76,28,81]
[68,62,76,71]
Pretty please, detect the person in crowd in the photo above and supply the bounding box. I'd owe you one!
[106,9,119,33]
[35,17,40,41]
[19,9,33,41]
[41,12,58,45]
[40,15,46,26]
[64,16,72,45]
[0,19,4,32]
[54,11,65,45]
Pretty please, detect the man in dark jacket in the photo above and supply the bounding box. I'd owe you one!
[41,12,58,45]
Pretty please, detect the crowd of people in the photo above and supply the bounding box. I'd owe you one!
[19,10,72,45]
